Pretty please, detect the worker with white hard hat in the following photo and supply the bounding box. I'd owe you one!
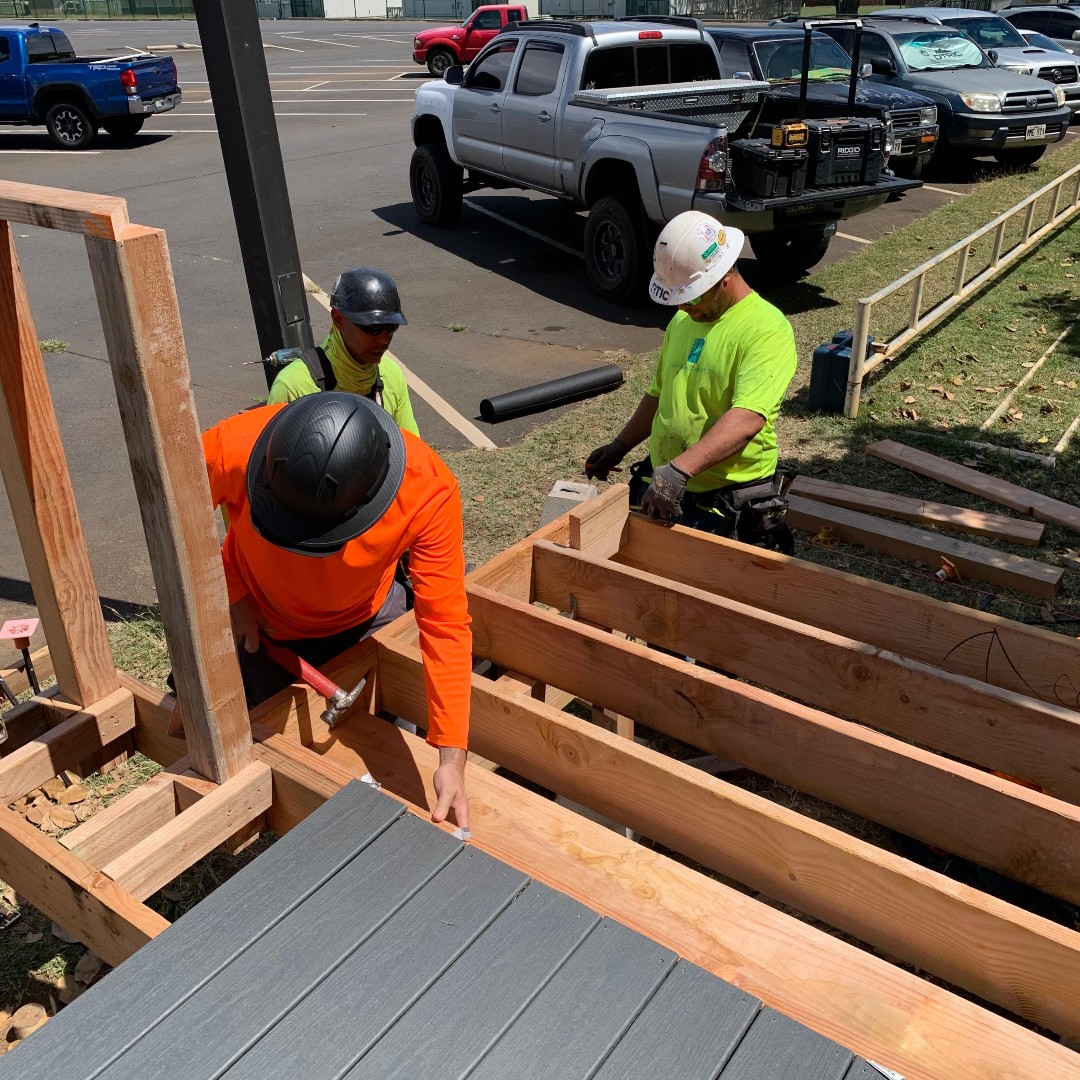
[585,211,797,550]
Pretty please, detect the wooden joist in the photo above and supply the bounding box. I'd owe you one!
[0,646,55,699]
[0,180,131,240]
[0,688,135,804]
[617,513,1080,706]
[786,495,1063,599]
[866,438,1080,533]
[376,633,1080,1040]
[788,475,1045,546]
[530,541,1080,802]
[273,685,1080,1080]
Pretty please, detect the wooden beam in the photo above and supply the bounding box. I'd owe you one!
[0,695,53,756]
[787,495,1063,600]
[100,761,272,901]
[788,475,1045,546]
[0,180,131,240]
[0,688,135,804]
[568,484,629,558]
[493,671,575,712]
[0,222,118,707]
[277,702,1080,1080]
[0,803,168,966]
[0,646,55,698]
[85,228,251,783]
[377,635,1080,1039]
[866,439,1080,533]
[532,542,1080,803]
[116,672,187,769]
[471,577,1080,903]
[617,514,1080,707]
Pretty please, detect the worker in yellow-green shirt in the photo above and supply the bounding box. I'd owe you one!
[267,267,419,438]
[585,211,797,554]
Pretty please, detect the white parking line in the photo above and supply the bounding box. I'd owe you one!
[265,43,303,52]
[279,35,362,48]
[180,111,371,116]
[301,81,329,91]
[922,184,965,197]
[145,129,218,133]
[836,231,872,245]
[464,199,584,259]
[0,148,102,154]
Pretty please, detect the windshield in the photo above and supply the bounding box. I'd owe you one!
[754,36,854,82]
[893,31,987,71]
[944,16,1027,50]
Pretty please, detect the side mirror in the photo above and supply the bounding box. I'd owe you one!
[1073,29,1080,40]
[870,58,896,75]
[987,48,999,63]
[859,62,872,77]
[733,70,753,80]
[445,65,464,84]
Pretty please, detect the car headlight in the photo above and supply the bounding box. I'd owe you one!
[960,92,1002,113]
[414,37,421,48]
[1001,63,1033,75]
[919,105,937,124]
[1054,85,1067,106]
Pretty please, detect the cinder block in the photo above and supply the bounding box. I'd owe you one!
[538,480,598,528]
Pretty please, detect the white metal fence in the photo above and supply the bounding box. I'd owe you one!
[843,162,1080,418]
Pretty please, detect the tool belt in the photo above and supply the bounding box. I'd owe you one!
[628,458,795,555]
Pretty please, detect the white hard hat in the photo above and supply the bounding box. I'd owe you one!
[649,211,745,306]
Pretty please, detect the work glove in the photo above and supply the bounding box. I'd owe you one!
[584,437,628,481]
[641,462,691,520]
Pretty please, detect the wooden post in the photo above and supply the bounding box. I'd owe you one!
[85,227,252,783]
[0,223,118,708]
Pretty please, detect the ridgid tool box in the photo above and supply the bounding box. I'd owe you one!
[730,138,808,199]
[803,117,886,187]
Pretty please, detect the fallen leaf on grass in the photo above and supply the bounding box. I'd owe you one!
[74,953,105,986]
[950,375,965,387]
[472,494,486,503]
[1066,273,1075,280]
[904,395,917,404]
[23,932,42,944]
[899,380,914,391]
[162,886,183,902]
[1029,384,1044,394]
[1040,402,1059,415]
[895,407,920,420]
[927,385,956,401]
[1005,325,1019,333]
[1017,283,1029,291]
[54,783,89,806]
[23,807,43,826]
[1036,325,1048,336]
[1068,381,1078,390]
[1037,436,1050,444]
[1021,361,1036,368]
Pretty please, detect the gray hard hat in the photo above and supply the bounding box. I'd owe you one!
[329,267,407,327]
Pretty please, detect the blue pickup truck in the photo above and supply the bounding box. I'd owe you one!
[0,23,181,149]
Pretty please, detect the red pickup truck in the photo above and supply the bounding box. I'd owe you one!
[412,5,527,77]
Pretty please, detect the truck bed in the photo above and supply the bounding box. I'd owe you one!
[572,79,771,133]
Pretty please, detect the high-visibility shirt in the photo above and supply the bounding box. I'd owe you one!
[202,405,470,749]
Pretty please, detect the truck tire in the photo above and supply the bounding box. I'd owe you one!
[102,116,146,139]
[45,100,97,150]
[749,226,831,281]
[410,142,463,227]
[427,49,456,78]
[584,196,647,305]
[993,146,1045,169]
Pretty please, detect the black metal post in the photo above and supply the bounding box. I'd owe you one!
[193,0,313,387]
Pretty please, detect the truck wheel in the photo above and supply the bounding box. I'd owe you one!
[749,227,831,280]
[102,116,145,139]
[584,196,647,305]
[427,50,455,78]
[993,146,1045,169]
[410,143,463,227]
[45,101,97,150]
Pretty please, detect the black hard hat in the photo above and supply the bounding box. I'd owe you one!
[329,267,407,327]
[246,393,406,556]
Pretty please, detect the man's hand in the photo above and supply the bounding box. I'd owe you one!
[641,462,690,519]
[229,594,269,654]
[432,746,469,830]
[584,438,628,481]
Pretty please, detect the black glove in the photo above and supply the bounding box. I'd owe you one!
[585,438,628,481]
[641,462,691,519]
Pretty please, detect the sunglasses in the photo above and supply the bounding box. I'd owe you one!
[355,322,398,337]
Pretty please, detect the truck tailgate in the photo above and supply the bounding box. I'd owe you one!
[726,174,920,217]
[129,55,178,98]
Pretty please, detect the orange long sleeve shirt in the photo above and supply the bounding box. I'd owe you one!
[202,405,471,749]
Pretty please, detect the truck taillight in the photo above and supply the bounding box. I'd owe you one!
[638,30,663,39]
[120,68,137,95]
[695,135,728,192]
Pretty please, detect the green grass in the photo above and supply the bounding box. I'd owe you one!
[37,339,68,354]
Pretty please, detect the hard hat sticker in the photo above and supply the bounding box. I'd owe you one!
[650,281,672,303]
[696,222,717,243]
[701,242,719,261]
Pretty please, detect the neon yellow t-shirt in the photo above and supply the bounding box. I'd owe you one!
[647,292,796,491]
[266,328,420,437]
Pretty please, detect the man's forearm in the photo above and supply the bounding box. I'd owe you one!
[439,746,466,768]
[672,407,764,478]
[616,394,659,451]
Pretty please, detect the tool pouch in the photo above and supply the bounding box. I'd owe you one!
[723,472,795,555]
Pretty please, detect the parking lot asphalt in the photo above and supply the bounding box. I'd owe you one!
[0,17,1076,620]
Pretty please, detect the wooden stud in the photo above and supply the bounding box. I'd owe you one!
[0,803,168,966]
[116,672,187,770]
[532,542,1080,803]
[262,697,1080,1080]
[0,646,55,699]
[0,688,135,804]
[617,514,1080,707]
[568,484,630,558]
[788,475,1045,546]
[85,228,251,783]
[0,180,131,240]
[376,635,1080,1040]
[786,496,1063,600]
[0,223,119,708]
[866,439,1080,533]
[100,761,272,901]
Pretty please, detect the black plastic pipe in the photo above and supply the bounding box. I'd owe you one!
[480,366,624,423]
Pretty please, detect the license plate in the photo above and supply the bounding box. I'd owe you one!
[1026,124,1046,139]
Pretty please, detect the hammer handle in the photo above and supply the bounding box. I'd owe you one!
[260,637,341,700]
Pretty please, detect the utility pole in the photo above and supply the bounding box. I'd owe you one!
[193,0,313,387]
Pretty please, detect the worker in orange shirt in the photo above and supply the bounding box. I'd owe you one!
[202,392,470,828]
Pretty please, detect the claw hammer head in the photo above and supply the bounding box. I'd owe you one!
[321,676,368,728]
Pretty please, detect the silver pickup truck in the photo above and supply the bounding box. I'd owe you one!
[409,18,921,302]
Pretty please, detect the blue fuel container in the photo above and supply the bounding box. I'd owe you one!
[808,330,872,414]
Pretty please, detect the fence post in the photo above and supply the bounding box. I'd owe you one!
[990,220,1005,269]
[953,244,970,298]
[843,299,871,419]
[908,271,924,332]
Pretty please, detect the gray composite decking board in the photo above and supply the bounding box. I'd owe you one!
[346,881,602,1080]
[95,810,464,1080]
[0,779,403,1080]
[718,1007,854,1080]
[222,847,529,1080]
[592,960,762,1080]
[462,917,678,1080]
